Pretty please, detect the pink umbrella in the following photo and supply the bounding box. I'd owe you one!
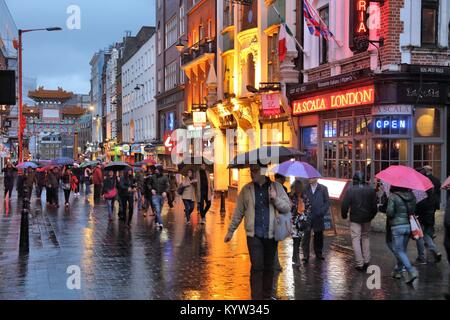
[375,165,433,191]
[442,176,450,190]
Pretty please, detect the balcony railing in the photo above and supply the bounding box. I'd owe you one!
[181,38,216,66]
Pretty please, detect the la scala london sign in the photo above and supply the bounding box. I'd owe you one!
[292,85,375,115]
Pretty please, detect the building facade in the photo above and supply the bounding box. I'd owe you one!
[287,0,450,207]
[155,0,188,169]
[122,27,157,163]
[90,51,106,148]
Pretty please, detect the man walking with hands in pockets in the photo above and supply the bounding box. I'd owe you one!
[224,164,291,300]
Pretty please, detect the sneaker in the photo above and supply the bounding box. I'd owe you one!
[200,218,206,225]
[433,252,442,263]
[158,223,163,230]
[405,269,418,284]
[415,258,427,265]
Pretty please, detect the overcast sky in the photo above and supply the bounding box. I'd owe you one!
[5,0,155,94]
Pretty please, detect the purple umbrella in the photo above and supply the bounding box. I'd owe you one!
[271,160,321,178]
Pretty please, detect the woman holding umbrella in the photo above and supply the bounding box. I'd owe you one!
[61,166,73,208]
[118,168,137,227]
[179,169,197,224]
[102,170,118,221]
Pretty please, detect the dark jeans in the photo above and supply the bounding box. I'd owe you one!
[183,199,195,221]
[198,193,211,219]
[247,236,278,300]
[302,228,323,259]
[4,185,13,197]
[94,184,102,202]
[293,237,302,263]
[445,224,450,264]
[167,190,176,208]
[63,189,71,204]
[47,187,58,205]
[120,195,134,225]
[36,184,44,198]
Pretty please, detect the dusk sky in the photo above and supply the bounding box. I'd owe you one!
[5,0,156,94]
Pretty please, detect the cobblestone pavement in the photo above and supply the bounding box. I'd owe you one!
[0,187,449,300]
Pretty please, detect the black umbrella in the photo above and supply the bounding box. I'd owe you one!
[104,161,132,171]
[228,146,304,169]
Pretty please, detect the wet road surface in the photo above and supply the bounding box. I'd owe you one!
[0,187,449,300]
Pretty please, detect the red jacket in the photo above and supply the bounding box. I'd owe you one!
[92,168,104,185]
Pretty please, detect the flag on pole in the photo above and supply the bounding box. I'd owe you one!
[278,23,296,62]
[303,0,334,40]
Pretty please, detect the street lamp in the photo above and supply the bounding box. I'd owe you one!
[16,26,62,163]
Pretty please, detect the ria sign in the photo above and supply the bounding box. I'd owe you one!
[292,85,375,115]
[349,0,370,53]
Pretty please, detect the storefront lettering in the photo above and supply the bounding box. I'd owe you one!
[375,119,406,129]
[293,85,375,116]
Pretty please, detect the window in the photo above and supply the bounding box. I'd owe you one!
[165,61,177,91]
[179,3,185,36]
[179,60,185,84]
[157,28,162,55]
[319,6,329,64]
[165,16,178,49]
[157,69,162,94]
[157,0,161,9]
[223,1,234,27]
[207,19,213,39]
[268,32,280,82]
[414,107,441,138]
[421,0,439,46]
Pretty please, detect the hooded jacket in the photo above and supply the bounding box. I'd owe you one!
[341,183,378,224]
[386,191,416,227]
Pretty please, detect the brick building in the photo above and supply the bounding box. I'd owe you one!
[287,0,450,194]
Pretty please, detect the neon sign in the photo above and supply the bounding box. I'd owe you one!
[375,119,407,130]
[349,0,370,53]
[292,85,375,115]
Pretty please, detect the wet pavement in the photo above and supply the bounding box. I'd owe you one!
[0,186,449,300]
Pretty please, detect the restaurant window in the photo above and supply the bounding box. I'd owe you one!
[338,118,352,137]
[323,119,337,138]
[421,0,439,46]
[373,139,409,174]
[262,121,290,146]
[319,6,329,65]
[414,107,441,138]
[302,126,318,167]
[414,144,442,179]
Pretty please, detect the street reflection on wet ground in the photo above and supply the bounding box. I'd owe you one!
[0,189,448,300]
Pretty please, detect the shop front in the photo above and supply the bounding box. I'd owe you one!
[289,67,449,191]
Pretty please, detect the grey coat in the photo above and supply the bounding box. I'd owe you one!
[304,183,330,231]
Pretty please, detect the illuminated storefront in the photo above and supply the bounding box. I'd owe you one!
[289,66,450,184]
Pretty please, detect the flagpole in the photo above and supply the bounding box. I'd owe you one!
[305,0,343,48]
[270,4,307,55]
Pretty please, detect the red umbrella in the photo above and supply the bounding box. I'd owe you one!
[441,176,450,190]
[375,165,433,191]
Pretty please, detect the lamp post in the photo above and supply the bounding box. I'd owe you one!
[16,27,62,163]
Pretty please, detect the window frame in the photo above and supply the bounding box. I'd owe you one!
[421,0,439,47]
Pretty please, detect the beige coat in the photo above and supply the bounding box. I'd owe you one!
[195,169,213,202]
[227,180,292,239]
[181,177,196,201]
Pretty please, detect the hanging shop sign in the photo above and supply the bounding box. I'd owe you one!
[193,111,207,128]
[122,144,130,154]
[131,144,142,153]
[293,85,375,116]
[261,93,281,116]
[164,131,175,155]
[144,144,155,153]
[372,105,412,115]
[349,0,370,53]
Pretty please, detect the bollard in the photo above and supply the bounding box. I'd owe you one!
[19,188,30,254]
[220,191,226,214]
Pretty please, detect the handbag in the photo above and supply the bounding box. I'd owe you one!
[274,210,292,241]
[398,194,424,241]
[104,188,117,199]
[177,185,186,196]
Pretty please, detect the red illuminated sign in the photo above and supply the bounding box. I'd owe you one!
[164,131,175,155]
[292,85,375,116]
[261,93,281,116]
[349,0,370,53]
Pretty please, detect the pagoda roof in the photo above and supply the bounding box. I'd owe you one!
[62,106,85,116]
[28,86,74,100]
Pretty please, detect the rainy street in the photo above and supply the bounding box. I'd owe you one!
[0,187,448,300]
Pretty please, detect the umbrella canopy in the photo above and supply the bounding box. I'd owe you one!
[229,146,304,169]
[52,157,74,166]
[442,176,450,190]
[104,161,132,171]
[17,162,39,169]
[271,160,321,178]
[32,160,52,167]
[80,161,98,168]
[375,165,433,191]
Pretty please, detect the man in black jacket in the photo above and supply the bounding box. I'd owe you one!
[302,178,330,262]
[341,172,378,270]
[443,188,450,300]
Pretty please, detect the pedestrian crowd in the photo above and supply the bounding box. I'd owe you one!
[2,159,450,300]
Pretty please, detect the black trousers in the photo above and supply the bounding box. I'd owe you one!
[36,184,44,198]
[4,185,13,197]
[293,237,302,263]
[198,193,211,219]
[302,228,324,259]
[120,196,134,225]
[94,184,102,202]
[445,224,450,264]
[247,236,278,300]
[167,190,176,208]
[63,189,71,204]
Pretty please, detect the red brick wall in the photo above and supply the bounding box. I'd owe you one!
[379,0,404,67]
